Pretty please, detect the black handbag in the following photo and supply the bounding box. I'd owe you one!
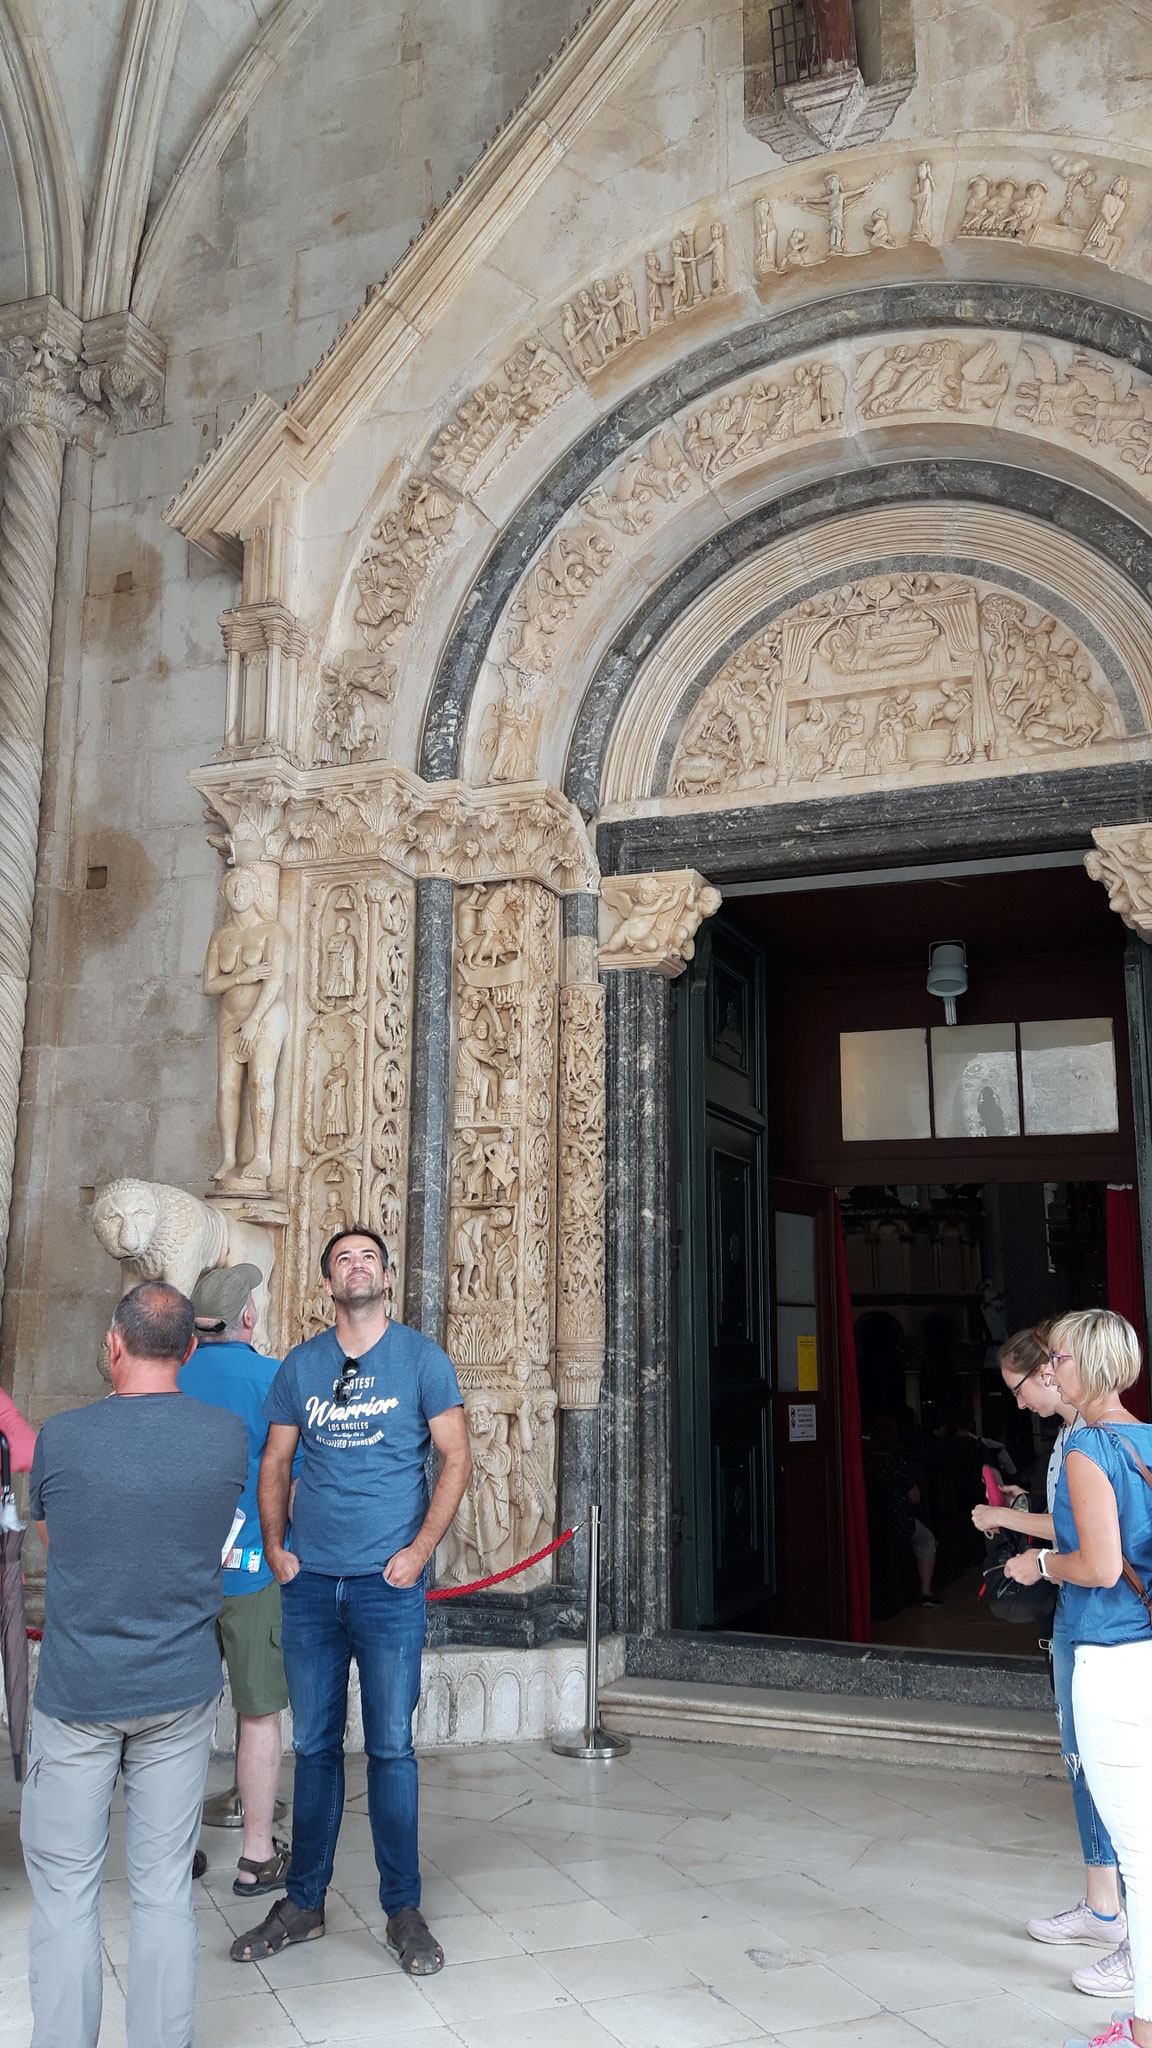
[982,1526,1058,1625]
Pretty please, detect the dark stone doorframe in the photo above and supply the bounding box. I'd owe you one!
[600,774,1152,1643]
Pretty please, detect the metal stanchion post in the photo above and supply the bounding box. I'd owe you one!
[552,1502,629,1760]
[202,1716,287,1826]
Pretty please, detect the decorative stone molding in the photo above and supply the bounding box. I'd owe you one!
[191,761,599,895]
[442,880,560,1591]
[556,980,606,1410]
[219,602,309,757]
[1085,826,1152,942]
[599,871,723,977]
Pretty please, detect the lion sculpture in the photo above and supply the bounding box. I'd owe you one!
[92,1178,275,1342]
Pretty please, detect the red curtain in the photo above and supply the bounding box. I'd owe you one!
[1107,1185,1150,1422]
[835,1207,871,1642]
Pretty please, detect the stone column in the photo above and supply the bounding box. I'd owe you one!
[555,891,605,1587]
[0,317,94,1306]
[403,875,456,1342]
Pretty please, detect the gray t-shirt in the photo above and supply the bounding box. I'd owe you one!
[30,1391,247,1721]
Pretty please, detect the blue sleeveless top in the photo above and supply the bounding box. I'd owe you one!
[1054,1420,1152,1647]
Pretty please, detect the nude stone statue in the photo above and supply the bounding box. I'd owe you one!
[204,866,291,1192]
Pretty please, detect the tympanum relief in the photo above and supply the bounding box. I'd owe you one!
[561,223,730,380]
[442,881,560,1589]
[670,576,1121,801]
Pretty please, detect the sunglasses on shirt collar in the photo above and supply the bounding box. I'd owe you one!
[332,1358,361,1407]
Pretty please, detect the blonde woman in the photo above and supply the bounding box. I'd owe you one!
[973,1329,1127,1998]
[1005,1310,1152,2048]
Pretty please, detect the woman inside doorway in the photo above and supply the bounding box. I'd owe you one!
[973,1329,1129,2002]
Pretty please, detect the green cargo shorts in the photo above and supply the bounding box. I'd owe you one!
[216,1578,289,1718]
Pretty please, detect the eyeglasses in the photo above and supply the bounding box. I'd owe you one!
[1047,1350,1074,1370]
[332,1358,360,1407]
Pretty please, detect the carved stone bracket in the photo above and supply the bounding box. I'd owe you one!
[79,310,167,433]
[556,979,606,1409]
[599,869,723,976]
[1085,825,1152,940]
[191,760,599,895]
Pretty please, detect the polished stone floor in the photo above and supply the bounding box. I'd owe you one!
[0,1733,1110,2047]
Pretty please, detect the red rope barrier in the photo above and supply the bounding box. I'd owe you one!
[427,1525,576,1600]
[27,1628,42,1641]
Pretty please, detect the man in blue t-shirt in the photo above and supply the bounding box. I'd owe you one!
[180,1264,293,1903]
[230,1226,470,1978]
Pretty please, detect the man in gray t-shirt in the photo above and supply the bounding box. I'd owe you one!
[21,1282,246,2048]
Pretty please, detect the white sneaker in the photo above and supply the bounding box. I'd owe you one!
[1028,1900,1127,1948]
[1072,1942,1134,1999]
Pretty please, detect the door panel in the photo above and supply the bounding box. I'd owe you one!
[768,1178,845,1640]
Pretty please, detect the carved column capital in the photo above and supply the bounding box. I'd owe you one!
[0,298,166,445]
[1085,824,1152,939]
[599,868,723,977]
[80,310,167,433]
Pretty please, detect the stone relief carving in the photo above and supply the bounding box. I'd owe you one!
[857,337,1010,417]
[204,865,292,1194]
[670,575,1121,800]
[281,874,413,1343]
[1085,826,1152,942]
[559,225,731,381]
[428,340,571,490]
[311,653,396,766]
[353,477,459,655]
[502,524,615,678]
[581,430,694,534]
[479,673,545,785]
[193,762,599,896]
[556,981,606,1410]
[442,881,559,1590]
[92,1179,275,1335]
[1015,344,1152,473]
[684,360,845,477]
[788,171,875,260]
[599,870,723,977]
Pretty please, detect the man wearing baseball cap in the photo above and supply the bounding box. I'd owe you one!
[179,1265,291,1900]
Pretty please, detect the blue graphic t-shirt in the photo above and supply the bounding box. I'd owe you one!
[179,1340,290,1597]
[262,1319,462,1576]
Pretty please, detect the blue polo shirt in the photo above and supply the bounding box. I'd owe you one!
[179,1340,284,1597]
[262,1319,462,1577]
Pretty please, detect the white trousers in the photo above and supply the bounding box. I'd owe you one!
[20,1698,217,2048]
[1074,1638,1152,2020]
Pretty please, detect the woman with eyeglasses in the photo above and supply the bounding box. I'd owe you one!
[1003,1309,1152,2048]
[973,1328,1128,2000]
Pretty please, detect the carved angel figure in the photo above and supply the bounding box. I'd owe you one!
[204,867,291,1192]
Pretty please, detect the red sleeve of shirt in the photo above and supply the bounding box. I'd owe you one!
[0,1388,37,1471]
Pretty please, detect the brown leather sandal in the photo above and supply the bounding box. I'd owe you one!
[232,1839,290,1897]
[230,1897,324,1962]
[386,1905,444,1975]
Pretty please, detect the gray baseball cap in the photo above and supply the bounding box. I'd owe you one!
[190,1264,262,1329]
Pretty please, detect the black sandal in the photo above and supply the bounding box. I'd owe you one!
[232,1840,290,1897]
[230,1897,325,1962]
[386,1905,444,1975]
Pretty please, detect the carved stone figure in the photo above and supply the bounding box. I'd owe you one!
[793,170,873,257]
[754,196,779,280]
[1051,153,1096,228]
[323,915,358,1000]
[866,209,895,250]
[644,225,727,324]
[428,338,571,484]
[783,227,811,269]
[929,675,975,764]
[481,675,543,784]
[204,866,291,1192]
[599,871,723,977]
[857,336,1009,417]
[582,431,693,533]
[911,161,935,242]
[1084,177,1129,267]
[1085,826,1152,940]
[557,981,606,1407]
[322,1050,351,1139]
[353,476,456,653]
[502,524,614,676]
[682,361,842,480]
[93,1178,274,1329]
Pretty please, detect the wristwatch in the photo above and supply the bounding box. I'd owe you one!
[1037,1549,1055,1581]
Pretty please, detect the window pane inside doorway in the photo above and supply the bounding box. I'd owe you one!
[776,1211,815,1303]
[840,1028,931,1142]
[1021,1019,1119,1135]
[930,1024,1021,1138]
[777,1304,818,1392]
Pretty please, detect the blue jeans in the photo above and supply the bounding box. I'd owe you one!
[280,1568,426,1916]
[1052,1612,1118,1870]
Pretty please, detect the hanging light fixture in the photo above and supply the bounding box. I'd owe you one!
[927,940,967,1026]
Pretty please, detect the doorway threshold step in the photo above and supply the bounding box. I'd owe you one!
[598,1677,1061,1775]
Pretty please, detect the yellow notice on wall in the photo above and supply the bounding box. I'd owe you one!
[796,1333,819,1392]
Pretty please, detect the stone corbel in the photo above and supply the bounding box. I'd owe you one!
[219,603,310,758]
[1084,825,1152,940]
[80,310,167,433]
[598,869,723,977]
